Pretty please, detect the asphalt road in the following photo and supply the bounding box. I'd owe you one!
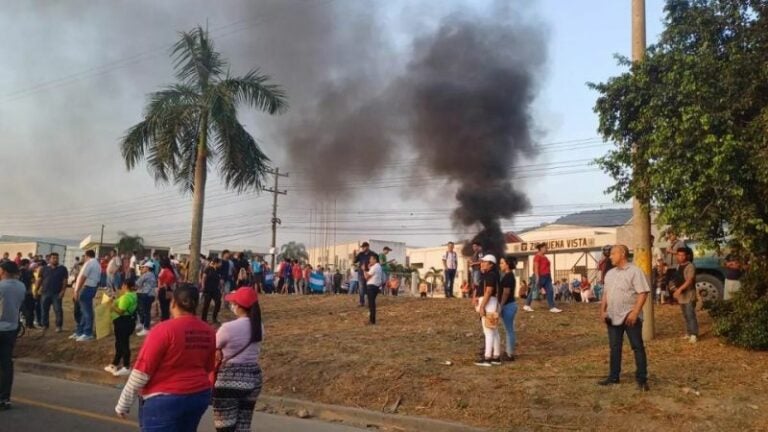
[1,373,365,432]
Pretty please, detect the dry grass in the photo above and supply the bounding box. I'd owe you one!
[15,291,768,431]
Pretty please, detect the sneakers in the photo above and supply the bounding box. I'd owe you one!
[523,305,534,312]
[135,323,144,332]
[597,378,620,386]
[104,364,118,374]
[689,335,698,343]
[75,335,94,342]
[490,357,502,365]
[55,327,63,333]
[68,333,81,340]
[136,329,149,337]
[0,400,11,410]
[113,367,131,377]
[501,353,516,362]
[474,358,493,367]
[549,307,563,313]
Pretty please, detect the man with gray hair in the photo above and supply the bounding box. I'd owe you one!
[599,244,650,391]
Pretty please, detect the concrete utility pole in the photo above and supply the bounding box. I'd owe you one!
[264,168,288,272]
[632,0,654,340]
[99,224,105,257]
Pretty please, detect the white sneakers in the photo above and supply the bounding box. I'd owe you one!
[136,329,149,337]
[104,365,131,377]
[689,335,698,343]
[75,335,94,342]
[135,323,144,332]
[549,308,563,313]
[68,333,79,340]
[523,305,534,312]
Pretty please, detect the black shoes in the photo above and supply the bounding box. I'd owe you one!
[0,400,11,410]
[597,378,620,386]
[501,353,516,362]
[637,382,650,392]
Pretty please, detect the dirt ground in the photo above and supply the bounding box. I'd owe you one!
[15,290,768,432]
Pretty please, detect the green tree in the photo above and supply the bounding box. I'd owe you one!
[277,242,309,262]
[120,26,287,282]
[116,231,144,255]
[423,267,445,296]
[591,0,768,348]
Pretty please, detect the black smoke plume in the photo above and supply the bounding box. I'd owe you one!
[284,7,547,258]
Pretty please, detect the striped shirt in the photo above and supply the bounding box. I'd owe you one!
[442,251,458,270]
[604,263,650,326]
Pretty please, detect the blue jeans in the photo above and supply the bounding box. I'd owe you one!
[76,286,97,337]
[526,274,555,309]
[501,302,518,356]
[607,320,648,384]
[41,293,63,329]
[680,302,699,336]
[137,294,155,330]
[444,269,457,297]
[107,273,122,291]
[139,389,211,432]
[349,280,359,295]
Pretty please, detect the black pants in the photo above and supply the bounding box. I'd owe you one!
[607,321,648,384]
[202,289,222,322]
[158,287,171,321]
[366,285,379,324]
[444,269,457,297]
[73,298,82,328]
[22,293,36,327]
[41,293,64,329]
[0,330,17,402]
[112,315,134,368]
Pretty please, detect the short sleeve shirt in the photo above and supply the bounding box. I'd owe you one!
[41,265,69,295]
[112,292,138,320]
[158,268,176,288]
[499,272,516,304]
[79,259,102,287]
[442,251,458,270]
[604,263,651,325]
[534,254,551,276]
[675,263,697,304]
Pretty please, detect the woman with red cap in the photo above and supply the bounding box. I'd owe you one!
[212,287,264,431]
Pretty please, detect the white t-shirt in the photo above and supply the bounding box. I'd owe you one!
[107,256,121,275]
[366,263,383,287]
[79,258,102,287]
[443,250,458,270]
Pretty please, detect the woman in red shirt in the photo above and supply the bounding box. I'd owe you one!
[157,257,176,321]
[115,283,215,431]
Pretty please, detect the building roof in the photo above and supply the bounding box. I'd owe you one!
[551,208,632,228]
[0,234,81,247]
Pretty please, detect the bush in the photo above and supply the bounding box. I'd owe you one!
[710,263,768,350]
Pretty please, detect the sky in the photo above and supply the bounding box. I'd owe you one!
[0,0,667,253]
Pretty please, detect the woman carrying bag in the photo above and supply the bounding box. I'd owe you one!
[212,287,264,432]
[474,255,501,367]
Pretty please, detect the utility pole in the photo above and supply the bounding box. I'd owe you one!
[632,0,654,340]
[264,168,288,272]
[99,224,105,257]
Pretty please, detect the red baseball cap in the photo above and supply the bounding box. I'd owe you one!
[225,288,259,308]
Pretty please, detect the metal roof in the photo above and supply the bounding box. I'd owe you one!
[551,208,632,227]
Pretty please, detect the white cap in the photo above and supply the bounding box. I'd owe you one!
[480,254,497,264]
[141,262,153,268]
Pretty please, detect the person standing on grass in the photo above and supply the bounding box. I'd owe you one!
[355,243,376,306]
[469,242,483,299]
[0,261,25,410]
[723,251,744,300]
[442,242,458,298]
[104,279,138,377]
[106,249,122,296]
[292,259,303,295]
[364,254,383,325]
[580,274,593,303]
[523,243,562,314]
[474,255,501,367]
[115,284,215,430]
[39,253,68,333]
[379,247,393,295]
[498,256,518,362]
[212,288,263,432]
[251,255,264,293]
[18,260,35,330]
[72,250,101,342]
[157,258,176,322]
[202,258,223,324]
[135,263,157,337]
[599,245,650,391]
[672,247,699,343]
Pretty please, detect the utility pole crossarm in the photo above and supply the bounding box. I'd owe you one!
[266,168,289,271]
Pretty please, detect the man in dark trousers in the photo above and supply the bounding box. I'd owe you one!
[599,245,650,392]
[38,253,68,333]
[355,242,377,307]
[0,261,26,409]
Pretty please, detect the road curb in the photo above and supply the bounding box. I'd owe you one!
[15,358,486,432]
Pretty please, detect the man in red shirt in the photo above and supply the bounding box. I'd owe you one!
[523,243,562,313]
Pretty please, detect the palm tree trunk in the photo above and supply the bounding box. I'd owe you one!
[188,116,208,284]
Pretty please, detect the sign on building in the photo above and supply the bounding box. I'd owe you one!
[511,237,597,253]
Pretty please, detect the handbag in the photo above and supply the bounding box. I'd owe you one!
[482,312,500,329]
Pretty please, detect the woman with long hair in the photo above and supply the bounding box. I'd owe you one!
[157,257,177,321]
[498,256,519,362]
[115,283,215,431]
[212,288,264,431]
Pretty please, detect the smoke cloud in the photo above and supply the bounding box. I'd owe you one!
[283,8,547,257]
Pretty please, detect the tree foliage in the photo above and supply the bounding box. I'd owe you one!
[277,241,309,262]
[591,0,768,254]
[116,231,144,255]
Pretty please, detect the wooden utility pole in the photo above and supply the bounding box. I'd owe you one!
[264,168,288,272]
[99,224,105,257]
[632,0,654,340]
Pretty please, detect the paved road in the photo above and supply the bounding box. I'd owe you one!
[2,373,365,432]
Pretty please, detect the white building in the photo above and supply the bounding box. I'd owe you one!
[306,239,407,271]
[0,234,82,270]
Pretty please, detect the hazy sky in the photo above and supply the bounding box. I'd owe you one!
[0,0,666,252]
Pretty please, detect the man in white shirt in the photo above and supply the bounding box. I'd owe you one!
[442,242,458,298]
[364,255,383,325]
[106,249,122,294]
[72,250,102,342]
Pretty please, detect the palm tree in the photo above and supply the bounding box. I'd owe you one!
[120,26,287,282]
[423,267,445,297]
[277,242,309,262]
[116,231,144,255]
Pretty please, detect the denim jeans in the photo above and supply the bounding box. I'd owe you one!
[138,389,211,432]
[107,273,122,291]
[680,302,699,336]
[349,280,359,295]
[444,269,457,298]
[41,293,64,329]
[500,302,518,356]
[137,294,155,330]
[526,274,555,308]
[607,320,648,384]
[76,286,97,337]
[0,330,17,402]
